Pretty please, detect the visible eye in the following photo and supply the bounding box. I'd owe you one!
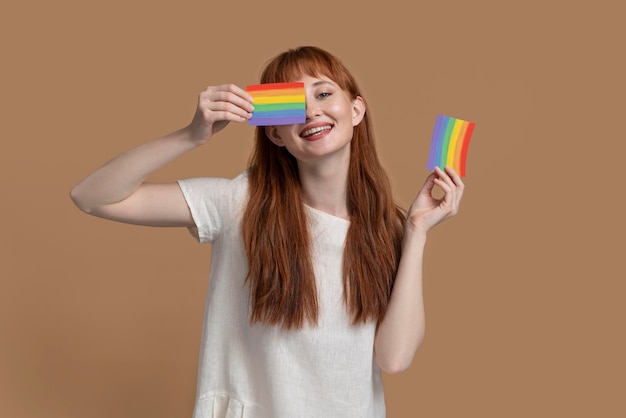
[317,92,332,99]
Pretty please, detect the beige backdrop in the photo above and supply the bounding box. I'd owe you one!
[2,0,624,417]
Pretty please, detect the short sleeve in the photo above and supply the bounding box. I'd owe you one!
[177,172,248,244]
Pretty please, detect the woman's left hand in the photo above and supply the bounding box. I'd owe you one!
[406,166,465,233]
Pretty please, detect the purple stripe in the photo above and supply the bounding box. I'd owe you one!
[434,116,451,170]
[248,115,306,126]
[427,115,444,170]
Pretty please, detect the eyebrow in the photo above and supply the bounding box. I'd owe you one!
[312,80,336,88]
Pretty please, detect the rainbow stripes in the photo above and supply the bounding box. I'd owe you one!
[427,115,475,177]
[247,82,306,126]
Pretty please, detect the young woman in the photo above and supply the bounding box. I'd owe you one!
[70,46,464,418]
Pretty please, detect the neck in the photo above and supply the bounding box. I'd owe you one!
[297,154,350,220]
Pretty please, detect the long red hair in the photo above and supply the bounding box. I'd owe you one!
[242,46,405,329]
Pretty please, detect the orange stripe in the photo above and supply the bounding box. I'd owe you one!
[459,122,475,177]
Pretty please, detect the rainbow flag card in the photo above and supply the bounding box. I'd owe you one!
[246,82,306,126]
[427,115,475,177]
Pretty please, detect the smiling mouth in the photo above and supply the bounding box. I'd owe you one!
[300,125,333,138]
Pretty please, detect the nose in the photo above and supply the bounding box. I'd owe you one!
[306,102,320,121]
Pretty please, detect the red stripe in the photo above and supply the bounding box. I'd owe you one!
[246,82,305,92]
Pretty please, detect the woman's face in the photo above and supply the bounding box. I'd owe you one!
[265,74,365,166]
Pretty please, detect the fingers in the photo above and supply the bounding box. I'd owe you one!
[443,165,464,197]
[417,171,437,196]
[187,84,257,144]
[406,167,466,232]
[199,84,254,122]
[432,166,464,217]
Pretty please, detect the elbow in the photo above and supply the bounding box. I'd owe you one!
[69,185,93,214]
[376,355,414,375]
[375,344,420,374]
[375,332,425,375]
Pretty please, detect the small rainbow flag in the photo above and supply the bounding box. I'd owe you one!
[427,115,476,177]
[246,82,306,126]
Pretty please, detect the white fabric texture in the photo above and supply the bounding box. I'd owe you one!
[177,172,385,418]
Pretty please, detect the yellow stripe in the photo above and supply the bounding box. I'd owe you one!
[253,94,305,104]
[453,121,469,172]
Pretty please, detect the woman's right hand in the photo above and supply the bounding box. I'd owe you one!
[186,84,254,145]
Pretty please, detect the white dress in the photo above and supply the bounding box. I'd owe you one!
[178,172,385,418]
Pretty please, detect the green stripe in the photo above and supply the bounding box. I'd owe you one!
[253,102,305,112]
[440,117,456,168]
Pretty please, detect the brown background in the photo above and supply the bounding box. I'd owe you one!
[1,0,624,417]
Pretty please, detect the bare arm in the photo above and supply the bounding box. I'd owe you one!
[70,84,254,226]
[374,166,464,374]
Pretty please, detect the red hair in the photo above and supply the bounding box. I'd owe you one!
[242,46,405,329]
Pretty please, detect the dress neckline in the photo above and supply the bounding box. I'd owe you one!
[304,204,351,224]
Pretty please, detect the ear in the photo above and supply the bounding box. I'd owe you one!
[265,126,284,146]
[352,96,366,127]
